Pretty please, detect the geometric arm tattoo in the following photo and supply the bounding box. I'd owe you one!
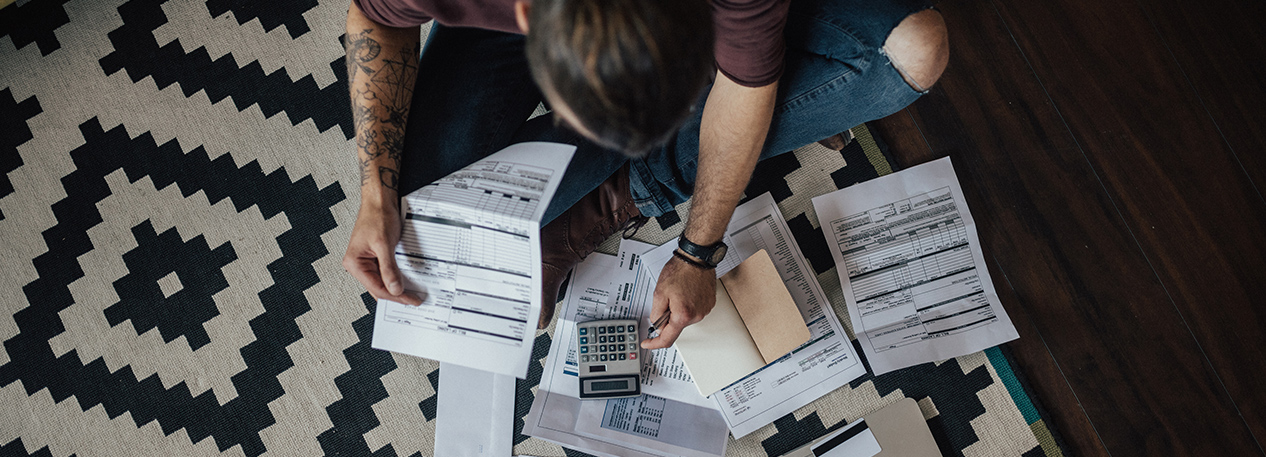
[345,28,419,192]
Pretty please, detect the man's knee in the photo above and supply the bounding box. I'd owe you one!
[883,9,949,92]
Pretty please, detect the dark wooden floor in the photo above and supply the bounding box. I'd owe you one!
[870,0,1266,454]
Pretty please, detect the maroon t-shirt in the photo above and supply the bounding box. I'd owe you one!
[353,0,788,87]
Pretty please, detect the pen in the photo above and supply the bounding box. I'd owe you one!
[648,311,671,336]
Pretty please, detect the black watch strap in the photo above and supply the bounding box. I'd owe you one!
[677,236,727,268]
[673,250,714,270]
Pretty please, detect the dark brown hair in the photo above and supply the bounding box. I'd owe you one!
[526,0,715,158]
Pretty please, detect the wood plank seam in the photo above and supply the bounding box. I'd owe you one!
[901,109,936,154]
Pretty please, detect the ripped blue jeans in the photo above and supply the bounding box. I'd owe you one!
[397,0,933,223]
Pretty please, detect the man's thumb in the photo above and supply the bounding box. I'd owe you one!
[378,254,404,296]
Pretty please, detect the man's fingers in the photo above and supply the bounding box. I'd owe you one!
[373,247,425,305]
[641,320,685,349]
[377,249,405,296]
[648,288,671,326]
[345,257,394,300]
[347,255,423,305]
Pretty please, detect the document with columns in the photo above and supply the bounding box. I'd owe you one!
[813,156,1018,376]
[372,142,575,379]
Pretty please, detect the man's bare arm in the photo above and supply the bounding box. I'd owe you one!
[342,3,423,304]
[685,73,778,249]
[642,72,778,349]
[346,3,419,200]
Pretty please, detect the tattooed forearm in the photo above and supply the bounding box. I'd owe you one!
[345,22,420,195]
[379,126,406,163]
[379,167,400,191]
[345,29,381,82]
[359,156,372,187]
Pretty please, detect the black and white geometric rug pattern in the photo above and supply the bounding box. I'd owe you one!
[0,1,1063,456]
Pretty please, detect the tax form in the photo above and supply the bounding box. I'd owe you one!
[811,156,1018,375]
[637,193,867,438]
[371,142,575,379]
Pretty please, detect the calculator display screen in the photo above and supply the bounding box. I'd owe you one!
[591,380,629,391]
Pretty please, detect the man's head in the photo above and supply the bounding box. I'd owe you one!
[517,0,715,158]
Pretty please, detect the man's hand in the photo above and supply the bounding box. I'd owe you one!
[641,256,717,349]
[344,3,421,305]
[635,73,778,347]
[343,202,422,305]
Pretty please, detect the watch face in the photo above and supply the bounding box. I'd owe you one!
[709,244,728,264]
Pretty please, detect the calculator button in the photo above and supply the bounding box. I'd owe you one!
[615,325,625,332]
[599,345,606,352]
[606,326,616,333]
[579,328,587,335]
[618,344,626,351]
[598,327,606,334]
[580,346,588,354]
[581,355,589,362]
[617,335,625,342]
[579,337,588,344]
[600,354,608,362]
[629,352,637,360]
[619,353,627,360]
[598,336,606,343]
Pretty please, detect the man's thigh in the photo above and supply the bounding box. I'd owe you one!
[762,0,932,157]
[630,0,931,213]
[398,25,544,195]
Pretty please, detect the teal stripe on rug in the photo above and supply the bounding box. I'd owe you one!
[987,347,1040,424]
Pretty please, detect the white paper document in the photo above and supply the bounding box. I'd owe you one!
[434,363,516,457]
[522,251,728,457]
[638,193,867,438]
[811,156,1019,375]
[372,142,576,378]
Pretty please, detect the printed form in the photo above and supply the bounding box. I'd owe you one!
[371,142,575,379]
[811,156,1018,375]
[637,193,866,438]
[614,240,723,409]
[523,251,728,457]
[523,192,866,454]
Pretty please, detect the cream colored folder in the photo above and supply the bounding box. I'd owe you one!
[673,250,811,397]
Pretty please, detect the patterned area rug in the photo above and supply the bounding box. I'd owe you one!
[0,0,1065,456]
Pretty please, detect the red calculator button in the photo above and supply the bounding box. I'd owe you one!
[629,352,637,360]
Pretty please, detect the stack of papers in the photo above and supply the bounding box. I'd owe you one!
[522,250,730,457]
[634,193,868,437]
[524,192,868,456]
[394,151,1016,455]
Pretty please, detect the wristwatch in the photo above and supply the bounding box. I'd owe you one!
[677,236,728,268]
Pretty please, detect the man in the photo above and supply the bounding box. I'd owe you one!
[342,0,948,350]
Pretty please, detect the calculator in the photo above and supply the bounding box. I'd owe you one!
[575,319,642,399]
